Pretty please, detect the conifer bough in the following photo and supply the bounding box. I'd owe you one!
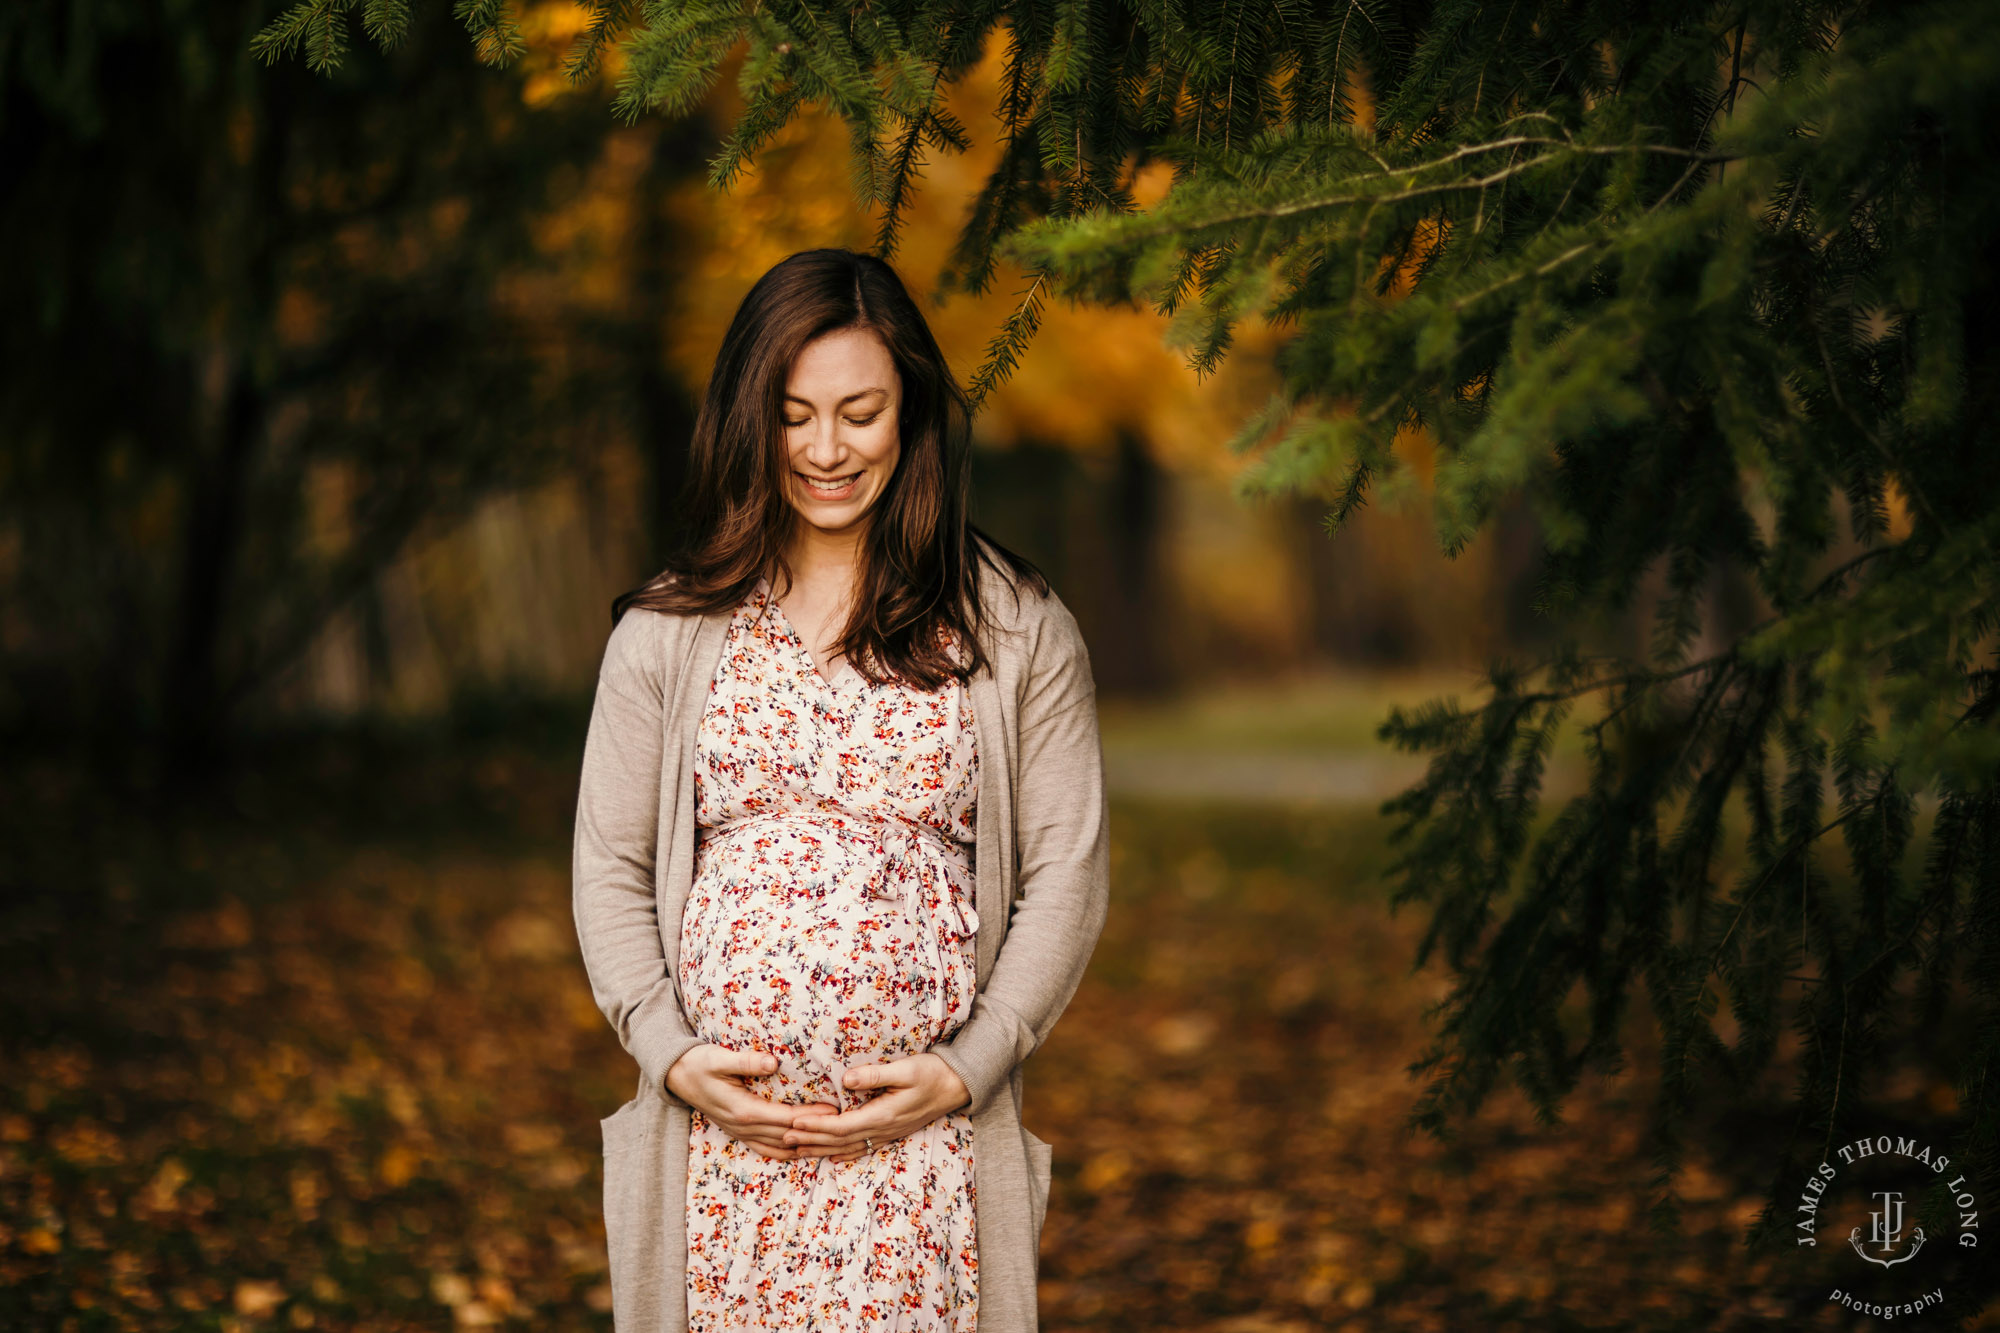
[264,0,2000,1295]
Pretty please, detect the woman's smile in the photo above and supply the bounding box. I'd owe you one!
[797,470,862,501]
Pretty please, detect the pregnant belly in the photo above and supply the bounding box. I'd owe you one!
[677,823,976,1112]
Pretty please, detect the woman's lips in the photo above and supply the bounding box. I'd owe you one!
[798,471,860,500]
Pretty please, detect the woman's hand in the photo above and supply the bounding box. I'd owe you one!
[664,1044,838,1161]
[780,1053,972,1161]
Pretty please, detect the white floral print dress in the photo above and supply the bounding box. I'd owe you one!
[679,574,981,1331]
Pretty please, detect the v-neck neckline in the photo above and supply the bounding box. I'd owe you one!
[755,575,860,694]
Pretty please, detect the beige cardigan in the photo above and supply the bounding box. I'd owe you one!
[572,541,1110,1332]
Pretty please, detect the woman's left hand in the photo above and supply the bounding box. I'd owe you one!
[783,1053,971,1160]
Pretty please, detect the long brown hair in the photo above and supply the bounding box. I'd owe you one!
[611,248,1049,690]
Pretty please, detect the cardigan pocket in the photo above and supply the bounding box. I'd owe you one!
[1023,1128,1053,1256]
[601,1092,663,1323]
[602,1093,657,1156]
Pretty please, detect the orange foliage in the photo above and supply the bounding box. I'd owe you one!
[643,29,1283,479]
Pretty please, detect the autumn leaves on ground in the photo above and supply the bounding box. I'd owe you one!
[0,716,1911,1331]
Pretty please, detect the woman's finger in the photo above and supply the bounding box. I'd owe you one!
[725,1094,837,1130]
[838,1058,917,1092]
[741,1139,804,1160]
[712,1047,781,1080]
[795,1141,874,1160]
[782,1118,880,1148]
[784,1110,911,1149]
[789,1083,925,1138]
[732,1117,825,1155]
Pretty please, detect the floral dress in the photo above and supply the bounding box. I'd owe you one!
[679,574,981,1332]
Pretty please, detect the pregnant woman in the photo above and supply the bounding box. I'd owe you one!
[572,248,1110,1333]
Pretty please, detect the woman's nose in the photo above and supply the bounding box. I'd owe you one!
[804,424,848,469]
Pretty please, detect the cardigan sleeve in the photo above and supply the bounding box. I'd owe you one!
[572,608,709,1106]
[930,595,1111,1114]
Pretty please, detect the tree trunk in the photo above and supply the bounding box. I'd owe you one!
[162,350,263,783]
[633,123,708,570]
[1091,429,1173,695]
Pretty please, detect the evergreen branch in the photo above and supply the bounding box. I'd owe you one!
[873,54,955,259]
[708,78,808,191]
[609,8,747,127]
[563,0,641,83]
[1807,302,1948,537]
[1438,238,1600,315]
[938,18,1042,297]
[453,0,524,68]
[1377,134,1737,178]
[1015,139,1736,265]
[1538,549,1895,732]
[361,0,412,48]
[1820,985,1851,1166]
[1323,0,1383,132]
[964,269,1050,412]
[1684,803,1863,1068]
[251,1,354,74]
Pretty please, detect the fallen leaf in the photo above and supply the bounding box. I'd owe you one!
[429,1271,473,1307]
[233,1279,285,1318]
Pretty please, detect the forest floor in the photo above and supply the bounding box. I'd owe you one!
[0,698,1987,1331]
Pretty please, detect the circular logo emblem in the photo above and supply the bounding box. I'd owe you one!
[1791,1132,1982,1320]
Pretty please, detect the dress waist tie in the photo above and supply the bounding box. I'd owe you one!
[700,807,980,1029]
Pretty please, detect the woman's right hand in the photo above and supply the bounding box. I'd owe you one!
[664,1043,837,1161]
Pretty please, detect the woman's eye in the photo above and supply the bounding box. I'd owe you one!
[784,412,880,428]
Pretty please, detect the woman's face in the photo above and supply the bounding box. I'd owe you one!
[780,325,902,537]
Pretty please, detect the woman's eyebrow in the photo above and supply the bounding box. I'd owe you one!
[783,387,889,406]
